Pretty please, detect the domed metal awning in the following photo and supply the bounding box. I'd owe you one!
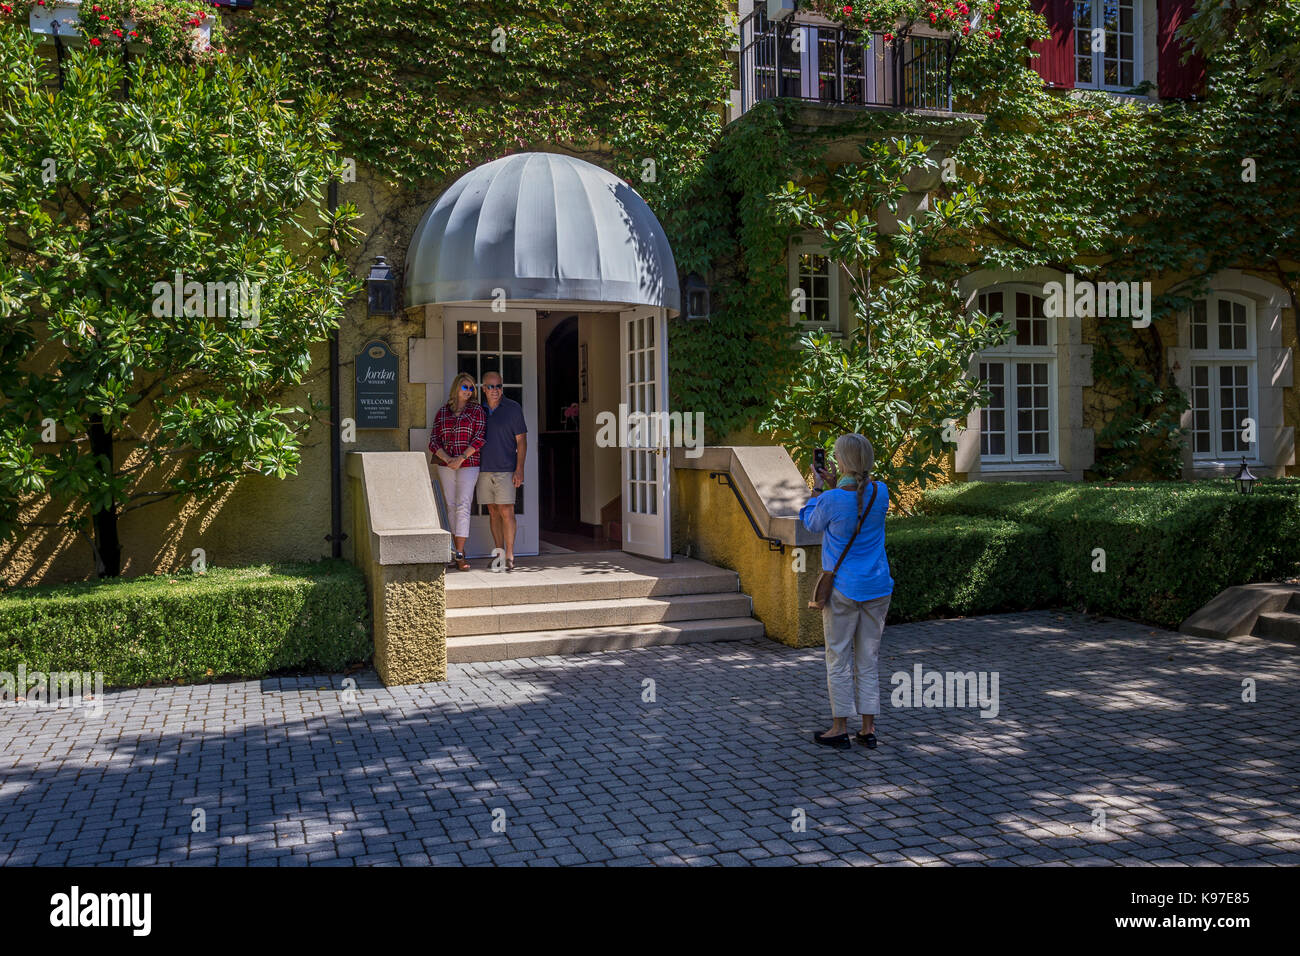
[405,152,679,314]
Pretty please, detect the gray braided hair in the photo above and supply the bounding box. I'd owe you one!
[833,433,875,516]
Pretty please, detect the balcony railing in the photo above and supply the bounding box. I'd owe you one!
[738,9,955,116]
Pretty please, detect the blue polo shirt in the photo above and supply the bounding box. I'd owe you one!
[798,483,893,602]
[479,397,527,472]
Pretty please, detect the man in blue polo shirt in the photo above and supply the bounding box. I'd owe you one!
[477,370,528,571]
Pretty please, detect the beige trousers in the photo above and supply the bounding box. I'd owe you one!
[821,588,892,718]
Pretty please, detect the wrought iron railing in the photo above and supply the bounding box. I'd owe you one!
[738,9,955,115]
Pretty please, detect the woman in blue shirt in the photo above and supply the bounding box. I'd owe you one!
[799,433,894,752]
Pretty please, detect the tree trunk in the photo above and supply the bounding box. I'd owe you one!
[88,416,121,577]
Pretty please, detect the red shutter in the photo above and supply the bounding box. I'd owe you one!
[1030,0,1076,89]
[1157,0,1207,99]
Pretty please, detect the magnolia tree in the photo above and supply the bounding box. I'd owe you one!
[0,18,360,577]
[759,137,1011,503]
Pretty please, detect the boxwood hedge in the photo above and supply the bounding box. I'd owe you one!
[916,480,1300,628]
[0,560,371,688]
[884,515,1061,623]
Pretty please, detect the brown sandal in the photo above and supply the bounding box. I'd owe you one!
[454,552,471,571]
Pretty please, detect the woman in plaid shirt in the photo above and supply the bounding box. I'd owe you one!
[428,372,487,570]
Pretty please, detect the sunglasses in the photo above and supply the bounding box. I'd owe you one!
[483,383,503,390]
[459,384,474,391]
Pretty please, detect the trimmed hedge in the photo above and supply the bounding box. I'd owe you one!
[0,560,371,688]
[884,515,1060,623]
[917,481,1300,628]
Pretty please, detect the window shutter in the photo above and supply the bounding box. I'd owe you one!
[1158,0,1207,99]
[1030,0,1076,89]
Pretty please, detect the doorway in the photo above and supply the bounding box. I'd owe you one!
[536,312,621,553]
[539,315,582,539]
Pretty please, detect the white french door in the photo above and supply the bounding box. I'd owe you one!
[619,307,671,560]
[442,306,539,557]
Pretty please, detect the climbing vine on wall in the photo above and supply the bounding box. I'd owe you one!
[229,0,733,204]
[669,0,1300,477]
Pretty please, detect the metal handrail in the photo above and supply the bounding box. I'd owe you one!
[709,471,786,554]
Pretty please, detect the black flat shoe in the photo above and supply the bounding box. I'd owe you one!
[855,732,877,749]
[813,731,851,751]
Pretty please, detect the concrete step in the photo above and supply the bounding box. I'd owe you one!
[444,552,740,609]
[1253,610,1300,644]
[447,591,753,637]
[446,616,765,664]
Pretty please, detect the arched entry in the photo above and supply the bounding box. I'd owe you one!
[405,152,680,560]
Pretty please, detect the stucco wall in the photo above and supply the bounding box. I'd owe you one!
[673,467,824,648]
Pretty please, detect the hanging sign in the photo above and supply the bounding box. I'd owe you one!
[355,339,399,429]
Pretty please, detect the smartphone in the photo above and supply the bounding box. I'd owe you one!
[813,448,826,472]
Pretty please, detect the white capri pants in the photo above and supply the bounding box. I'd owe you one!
[437,464,480,539]
[821,588,892,718]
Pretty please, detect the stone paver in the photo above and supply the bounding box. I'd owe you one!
[1,610,1297,866]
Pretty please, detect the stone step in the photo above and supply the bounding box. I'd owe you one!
[446,616,765,664]
[444,552,740,609]
[447,591,753,637]
[1253,610,1300,644]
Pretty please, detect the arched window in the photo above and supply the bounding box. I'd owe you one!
[976,287,1057,463]
[1187,293,1257,461]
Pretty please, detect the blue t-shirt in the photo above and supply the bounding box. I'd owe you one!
[798,483,893,602]
[479,397,527,472]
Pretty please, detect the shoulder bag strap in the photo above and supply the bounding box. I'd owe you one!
[829,481,879,577]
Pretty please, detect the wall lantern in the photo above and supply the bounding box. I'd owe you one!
[683,273,711,321]
[366,256,396,317]
[766,0,797,21]
[1234,458,1258,496]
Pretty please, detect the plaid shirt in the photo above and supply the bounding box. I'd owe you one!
[429,401,487,467]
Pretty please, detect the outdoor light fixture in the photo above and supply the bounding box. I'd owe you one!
[683,273,711,321]
[1234,458,1259,495]
[366,256,395,317]
[459,320,479,336]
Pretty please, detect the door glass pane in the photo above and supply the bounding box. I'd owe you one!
[502,322,522,352]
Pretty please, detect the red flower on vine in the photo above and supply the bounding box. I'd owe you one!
[842,5,852,13]
[89,37,101,46]
[99,13,109,20]
[929,12,938,23]
[884,32,894,42]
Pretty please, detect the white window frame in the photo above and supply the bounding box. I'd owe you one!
[975,285,1059,465]
[788,236,841,333]
[1074,0,1144,92]
[1188,292,1260,463]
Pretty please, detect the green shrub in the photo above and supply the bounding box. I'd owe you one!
[884,515,1061,623]
[917,481,1300,628]
[0,561,370,687]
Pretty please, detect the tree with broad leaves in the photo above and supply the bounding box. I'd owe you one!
[759,137,1011,507]
[0,26,361,578]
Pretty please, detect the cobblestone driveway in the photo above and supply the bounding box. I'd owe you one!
[2,611,1297,866]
